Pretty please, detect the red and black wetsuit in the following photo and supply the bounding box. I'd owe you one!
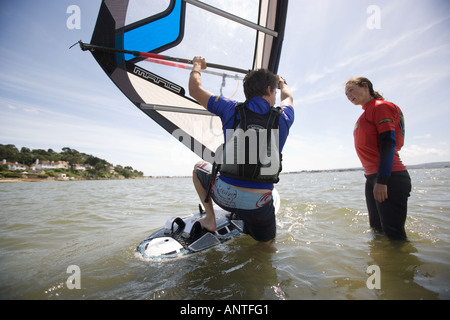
[354,98,406,180]
[354,98,411,240]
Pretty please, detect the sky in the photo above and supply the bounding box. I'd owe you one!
[0,0,449,176]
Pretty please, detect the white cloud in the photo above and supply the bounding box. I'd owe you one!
[413,134,432,140]
[281,133,361,172]
[401,144,448,165]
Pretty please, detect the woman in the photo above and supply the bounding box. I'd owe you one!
[345,77,411,240]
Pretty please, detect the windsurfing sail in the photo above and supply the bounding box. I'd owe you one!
[83,0,288,161]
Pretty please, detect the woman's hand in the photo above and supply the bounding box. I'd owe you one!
[373,183,388,202]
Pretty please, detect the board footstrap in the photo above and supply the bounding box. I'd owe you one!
[164,217,185,235]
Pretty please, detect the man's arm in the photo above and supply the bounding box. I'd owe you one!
[278,77,293,108]
[188,56,214,109]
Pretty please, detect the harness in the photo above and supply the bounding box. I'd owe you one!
[204,102,283,203]
[219,101,283,181]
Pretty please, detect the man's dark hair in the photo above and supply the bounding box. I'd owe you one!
[243,69,278,100]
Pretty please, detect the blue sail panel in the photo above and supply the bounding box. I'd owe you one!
[122,0,185,61]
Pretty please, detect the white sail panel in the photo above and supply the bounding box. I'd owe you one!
[128,72,224,154]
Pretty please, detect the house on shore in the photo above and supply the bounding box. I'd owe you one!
[72,163,93,171]
[30,159,70,170]
[2,159,28,171]
[3,158,95,172]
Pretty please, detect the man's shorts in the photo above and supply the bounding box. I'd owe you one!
[196,162,276,242]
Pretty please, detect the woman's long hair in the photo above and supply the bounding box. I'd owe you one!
[346,77,384,100]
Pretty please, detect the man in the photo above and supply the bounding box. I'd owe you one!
[188,56,294,242]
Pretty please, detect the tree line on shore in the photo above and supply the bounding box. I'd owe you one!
[0,144,143,179]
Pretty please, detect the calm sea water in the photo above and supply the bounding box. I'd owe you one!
[0,168,449,300]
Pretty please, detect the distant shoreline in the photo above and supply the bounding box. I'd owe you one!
[2,162,448,183]
[283,162,450,175]
[0,177,146,183]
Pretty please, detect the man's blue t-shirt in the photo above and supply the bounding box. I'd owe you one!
[207,95,294,189]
